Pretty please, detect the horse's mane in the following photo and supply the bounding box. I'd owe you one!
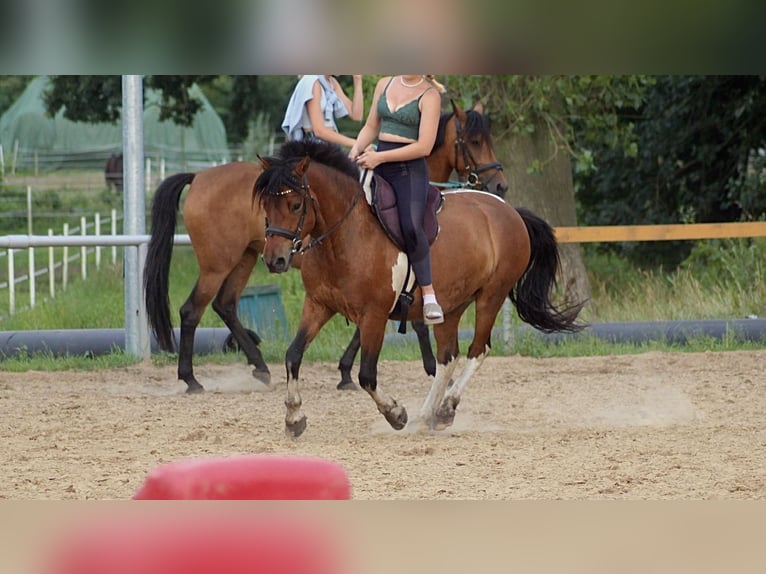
[433,109,493,151]
[280,139,361,181]
[255,139,361,200]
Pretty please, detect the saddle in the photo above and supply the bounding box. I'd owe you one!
[360,169,443,252]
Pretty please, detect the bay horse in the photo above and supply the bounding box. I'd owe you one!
[143,101,507,394]
[335,99,507,389]
[254,139,584,437]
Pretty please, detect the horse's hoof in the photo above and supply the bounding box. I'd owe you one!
[336,380,359,391]
[384,403,408,431]
[285,415,307,438]
[185,384,205,394]
[432,396,459,430]
[252,368,271,386]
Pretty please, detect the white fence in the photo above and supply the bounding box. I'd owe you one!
[0,209,122,316]
[0,231,193,319]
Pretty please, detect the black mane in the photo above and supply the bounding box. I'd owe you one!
[280,139,361,181]
[255,139,361,201]
[433,109,493,151]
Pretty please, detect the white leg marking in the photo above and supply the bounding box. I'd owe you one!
[285,375,304,425]
[443,345,490,403]
[419,357,459,422]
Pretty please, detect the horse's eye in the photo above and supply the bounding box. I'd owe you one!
[290,201,303,213]
[470,139,482,146]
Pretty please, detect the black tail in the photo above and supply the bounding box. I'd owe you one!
[510,207,586,333]
[144,172,196,351]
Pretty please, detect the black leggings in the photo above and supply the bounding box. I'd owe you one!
[374,140,432,286]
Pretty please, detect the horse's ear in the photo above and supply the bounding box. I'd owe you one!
[257,154,271,170]
[451,98,467,123]
[473,101,484,114]
[295,155,311,176]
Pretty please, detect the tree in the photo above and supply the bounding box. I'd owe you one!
[42,75,304,146]
[0,76,33,118]
[576,75,766,267]
[443,75,653,306]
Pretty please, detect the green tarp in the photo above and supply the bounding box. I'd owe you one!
[0,76,228,171]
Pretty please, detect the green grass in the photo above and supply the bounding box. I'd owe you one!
[3,219,766,370]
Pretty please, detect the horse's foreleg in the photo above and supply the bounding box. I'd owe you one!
[411,320,436,376]
[357,320,408,430]
[284,300,335,438]
[336,327,361,391]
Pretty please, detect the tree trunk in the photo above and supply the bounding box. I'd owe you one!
[498,124,592,307]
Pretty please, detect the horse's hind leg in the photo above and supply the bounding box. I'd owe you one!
[336,327,361,391]
[178,282,214,393]
[212,248,271,386]
[432,298,499,430]
[419,316,461,429]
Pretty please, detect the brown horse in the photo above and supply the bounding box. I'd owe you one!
[335,99,507,389]
[254,140,584,437]
[143,101,507,393]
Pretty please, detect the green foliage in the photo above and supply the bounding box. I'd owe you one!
[442,75,654,175]
[44,75,219,127]
[575,76,766,267]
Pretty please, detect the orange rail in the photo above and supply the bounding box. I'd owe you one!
[554,222,766,243]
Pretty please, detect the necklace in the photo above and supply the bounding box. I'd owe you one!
[399,75,424,88]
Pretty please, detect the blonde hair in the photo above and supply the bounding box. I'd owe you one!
[425,75,447,94]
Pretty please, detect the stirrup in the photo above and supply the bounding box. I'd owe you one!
[423,302,444,325]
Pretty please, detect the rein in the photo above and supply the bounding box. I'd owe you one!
[265,172,365,255]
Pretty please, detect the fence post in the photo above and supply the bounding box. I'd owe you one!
[12,139,18,175]
[8,248,15,315]
[62,223,69,290]
[160,157,165,182]
[95,213,101,269]
[0,143,4,177]
[48,228,55,298]
[111,208,117,264]
[81,215,87,279]
[27,186,36,308]
[145,157,151,190]
[123,74,150,359]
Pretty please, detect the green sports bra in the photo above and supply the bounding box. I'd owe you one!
[377,79,433,140]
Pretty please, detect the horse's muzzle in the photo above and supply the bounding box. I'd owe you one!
[265,254,291,274]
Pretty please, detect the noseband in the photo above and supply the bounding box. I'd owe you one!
[453,113,504,192]
[264,171,363,255]
[264,174,311,254]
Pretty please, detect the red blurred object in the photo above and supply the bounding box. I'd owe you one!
[51,512,344,574]
[132,455,352,500]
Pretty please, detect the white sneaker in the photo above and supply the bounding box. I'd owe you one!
[423,302,444,325]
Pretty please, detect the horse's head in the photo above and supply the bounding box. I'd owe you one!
[436,100,509,199]
[254,140,363,273]
[254,154,316,273]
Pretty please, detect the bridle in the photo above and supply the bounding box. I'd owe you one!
[452,109,504,191]
[264,171,364,255]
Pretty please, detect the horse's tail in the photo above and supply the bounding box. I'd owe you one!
[509,207,586,333]
[144,172,196,352]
